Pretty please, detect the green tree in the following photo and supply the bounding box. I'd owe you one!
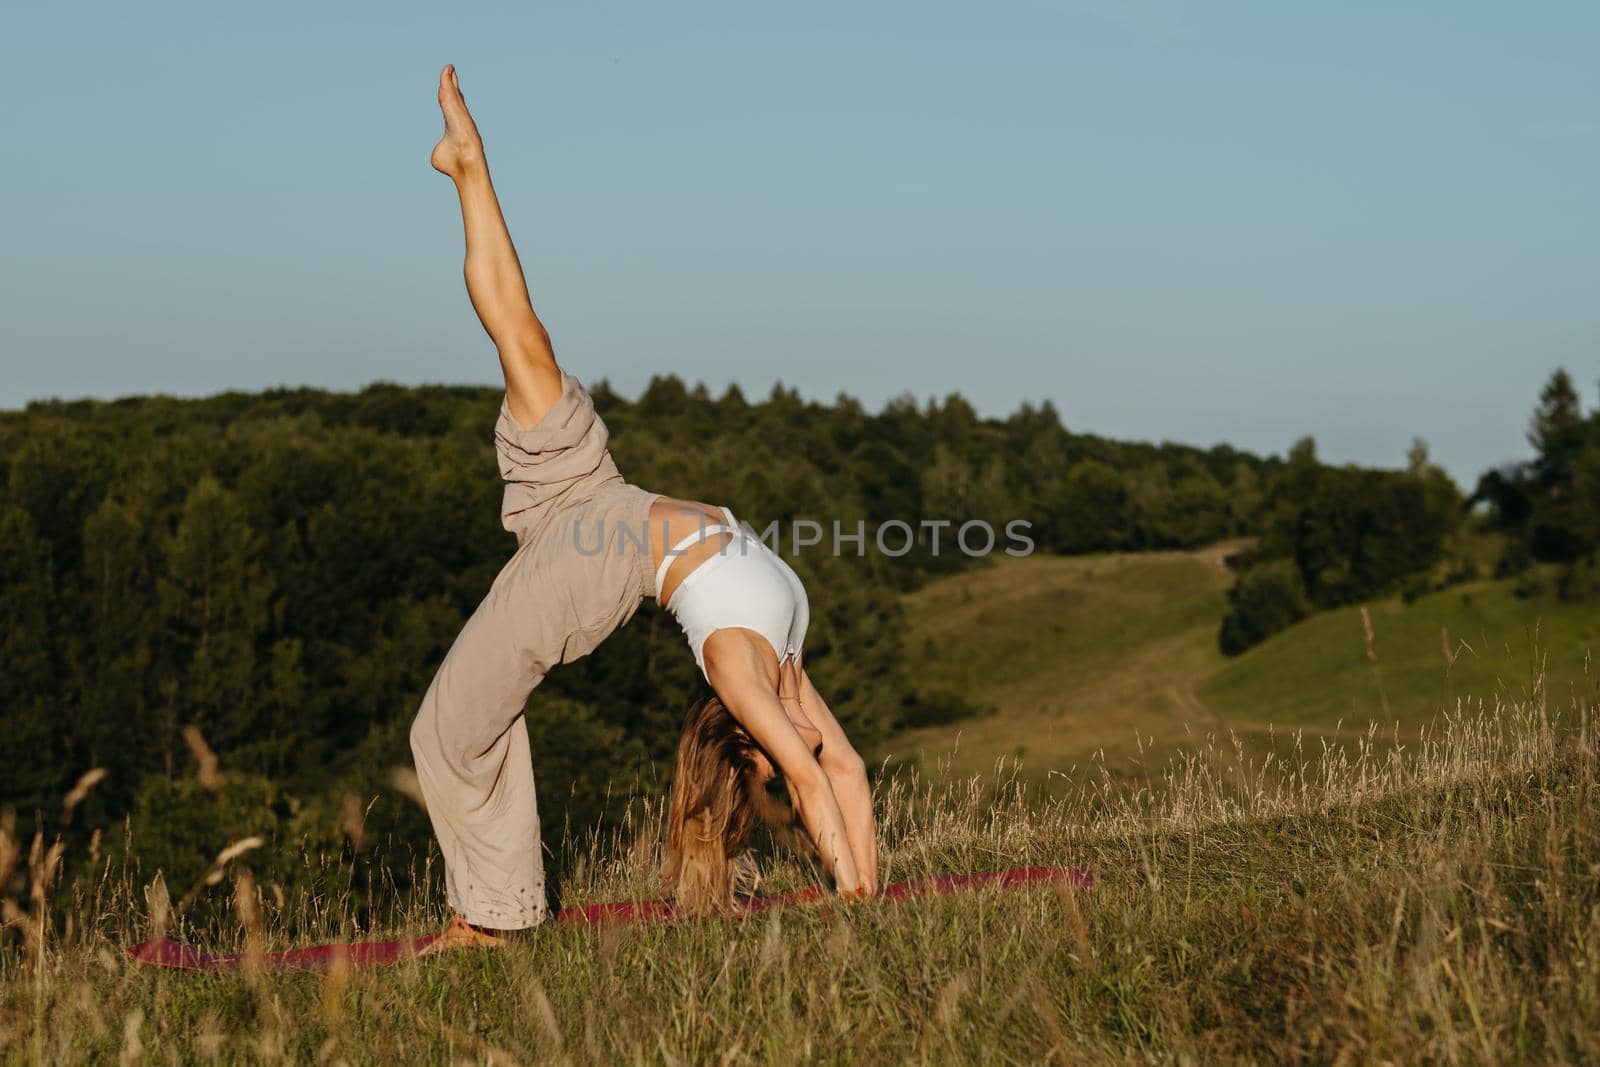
[0,506,67,815]
[1048,460,1130,553]
[1480,369,1599,573]
[1218,560,1312,655]
[1529,368,1584,489]
[77,494,159,800]
[1168,469,1233,547]
[157,477,272,769]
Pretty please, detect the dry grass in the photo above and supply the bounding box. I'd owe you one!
[2,687,1597,1064]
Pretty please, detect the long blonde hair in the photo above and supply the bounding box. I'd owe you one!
[662,696,773,914]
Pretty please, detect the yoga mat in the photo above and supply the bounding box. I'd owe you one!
[127,865,1091,973]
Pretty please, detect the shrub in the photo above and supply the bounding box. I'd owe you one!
[1495,539,1535,579]
[1441,558,1480,588]
[1559,554,1600,603]
[1512,570,1546,600]
[1218,560,1312,656]
[893,688,996,730]
[1401,574,1434,604]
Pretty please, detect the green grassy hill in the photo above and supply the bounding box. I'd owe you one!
[887,548,1599,783]
[1202,576,1599,727]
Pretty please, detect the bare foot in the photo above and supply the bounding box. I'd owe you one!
[430,64,485,179]
[418,914,508,955]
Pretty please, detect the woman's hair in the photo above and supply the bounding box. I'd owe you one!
[662,695,774,914]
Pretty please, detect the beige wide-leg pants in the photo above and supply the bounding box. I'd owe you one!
[409,374,657,930]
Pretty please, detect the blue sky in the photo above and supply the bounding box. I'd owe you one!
[3,1,1596,486]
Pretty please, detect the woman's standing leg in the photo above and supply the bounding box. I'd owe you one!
[410,569,551,932]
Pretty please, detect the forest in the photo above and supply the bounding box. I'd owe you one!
[2,367,1592,897]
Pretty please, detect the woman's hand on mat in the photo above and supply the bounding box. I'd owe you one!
[798,669,881,897]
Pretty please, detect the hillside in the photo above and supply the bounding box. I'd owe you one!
[886,545,1238,781]
[887,550,1599,783]
[1201,575,1599,728]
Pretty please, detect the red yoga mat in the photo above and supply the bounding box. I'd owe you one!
[127,865,1091,973]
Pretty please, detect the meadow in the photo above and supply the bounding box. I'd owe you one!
[891,549,1599,785]
[1,685,1594,1064]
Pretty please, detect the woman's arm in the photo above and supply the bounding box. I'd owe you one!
[797,668,879,895]
[431,65,563,428]
[706,643,863,895]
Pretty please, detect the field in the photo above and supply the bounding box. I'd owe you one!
[2,696,1595,1063]
[889,548,1599,784]
[4,549,1598,1062]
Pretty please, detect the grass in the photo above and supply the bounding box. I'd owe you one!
[891,548,1599,785]
[6,551,1599,1062]
[1200,577,1600,729]
[2,693,1597,1063]
[890,545,1239,783]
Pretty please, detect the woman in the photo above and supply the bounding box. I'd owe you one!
[411,66,878,948]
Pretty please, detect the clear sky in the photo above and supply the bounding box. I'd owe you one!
[3,2,1596,486]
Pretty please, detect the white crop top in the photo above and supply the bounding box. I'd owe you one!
[654,507,810,679]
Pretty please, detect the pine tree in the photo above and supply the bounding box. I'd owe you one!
[1529,368,1584,489]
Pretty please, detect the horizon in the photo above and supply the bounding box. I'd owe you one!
[4,366,1562,489]
[4,2,1597,489]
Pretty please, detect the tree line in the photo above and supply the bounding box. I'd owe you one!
[1215,368,1600,653]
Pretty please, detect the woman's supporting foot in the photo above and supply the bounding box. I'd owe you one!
[430,64,485,180]
[419,913,515,955]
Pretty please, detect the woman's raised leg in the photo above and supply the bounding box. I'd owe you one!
[408,66,565,937]
[432,64,564,428]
